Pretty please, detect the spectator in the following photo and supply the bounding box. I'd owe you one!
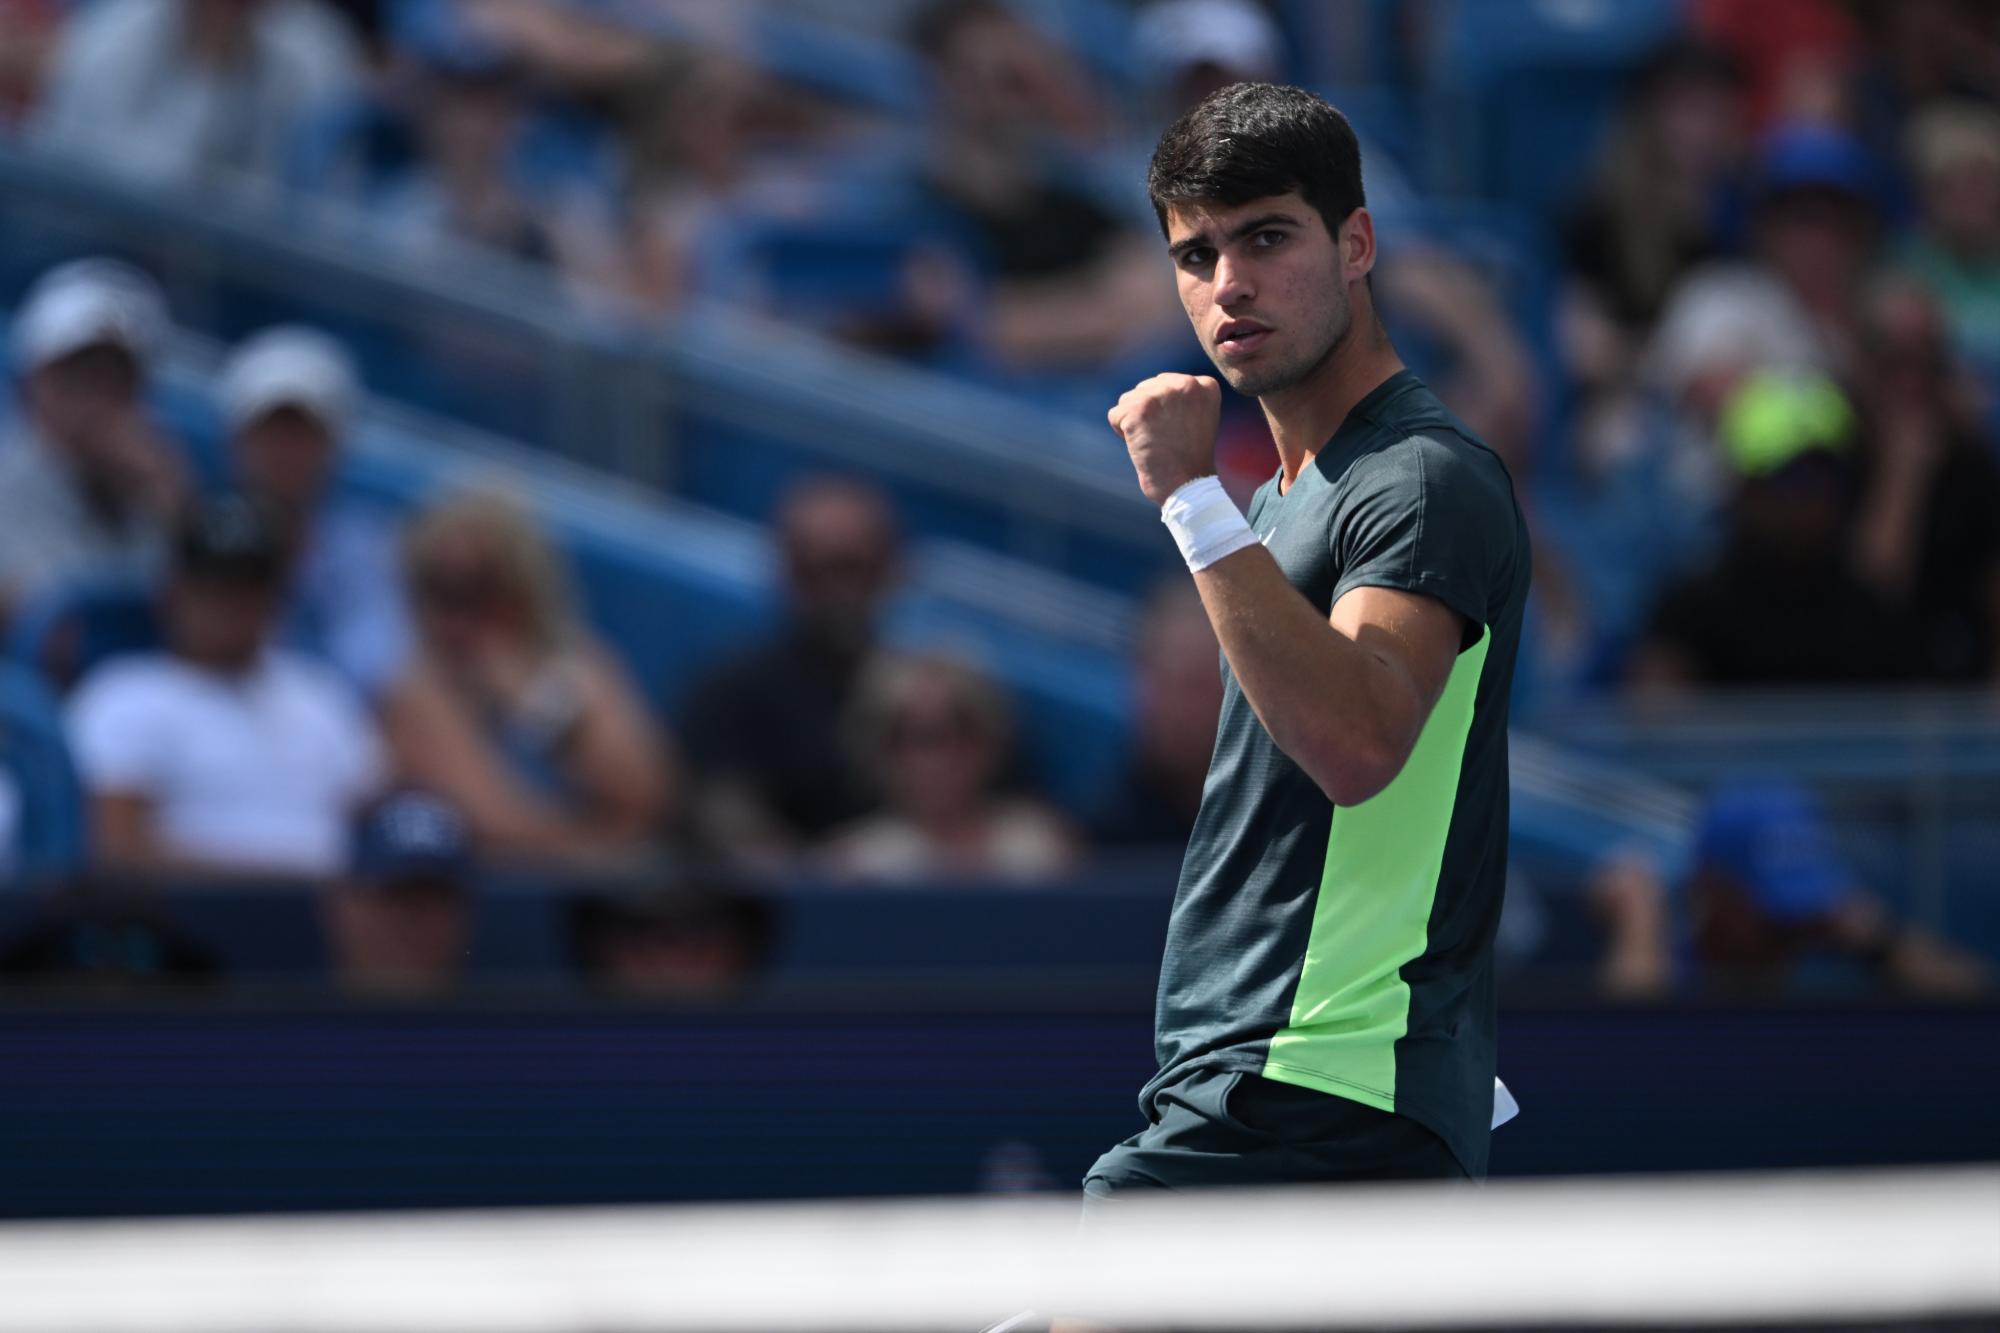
[612,42,884,316]
[323,790,473,996]
[617,50,777,315]
[1846,0,2000,161]
[0,259,186,618]
[680,477,901,865]
[1625,122,1886,425]
[66,495,387,878]
[908,0,1179,372]
[1845,278,2000,682]
[1564,125,1892,661]
[219,326,413,697]
[1630,372,1913,693]
[570,881,772,999]
[366,2,616,278]
[384,491,673,861]
[31,0,362,191]
[1897,101,2000,384]
[1688,779,1988,997]
[1091,581,1219,850]
[819,652,1074,883]
[1744,122,1888,379]
[1560,38,1748,394]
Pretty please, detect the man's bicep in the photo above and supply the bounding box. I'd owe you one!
[1329,584,1471,724]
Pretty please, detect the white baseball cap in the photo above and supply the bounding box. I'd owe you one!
[10,258,170,373]
[218,326,361,434]
[1137,0,1285,84]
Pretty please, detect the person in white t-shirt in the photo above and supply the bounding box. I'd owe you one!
[67,494,386,880]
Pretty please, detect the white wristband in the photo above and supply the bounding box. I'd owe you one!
[1160,475,1260,572]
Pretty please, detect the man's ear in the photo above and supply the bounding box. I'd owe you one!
[1341,207,1378,283]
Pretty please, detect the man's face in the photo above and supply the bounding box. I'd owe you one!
[1166,193,1358,399]
[168,576,278,670]
[781,492,897,654]
[1758,188,1876,299]
[1926,153,2000,256]
[935,12,1054,135]
[327,880,468,996]
[25,343,143,459]
[234,406,337,517]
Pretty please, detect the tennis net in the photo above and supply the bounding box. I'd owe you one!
[0,1166,1993,1331]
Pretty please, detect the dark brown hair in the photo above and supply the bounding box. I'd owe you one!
[1146,82,1365,239]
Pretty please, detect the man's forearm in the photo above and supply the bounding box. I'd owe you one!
[1190,543,1421,805]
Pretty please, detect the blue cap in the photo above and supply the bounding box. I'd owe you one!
[1693,780,1850,920]
[1758,122,1881,206]
[350,792,472,887]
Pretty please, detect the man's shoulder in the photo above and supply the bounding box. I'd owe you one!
[1328,427,1518,523]
[68,653,200,719]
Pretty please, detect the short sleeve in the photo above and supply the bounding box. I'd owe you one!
[66,667,176,795]
[290,656,389,804]
[1329,435,1518,645]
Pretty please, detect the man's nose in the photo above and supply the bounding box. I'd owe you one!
[1213,251,1253,306]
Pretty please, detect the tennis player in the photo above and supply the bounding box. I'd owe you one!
[1092,82,1532,1200]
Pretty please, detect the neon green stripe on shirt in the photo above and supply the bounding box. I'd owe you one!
[1261,632,1489,1109]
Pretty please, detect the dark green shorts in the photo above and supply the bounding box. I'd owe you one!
[1083,1066,1469,1203]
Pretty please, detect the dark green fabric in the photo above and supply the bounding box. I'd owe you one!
[1085,1067,1468,1199]
[1137,370,1530,1178]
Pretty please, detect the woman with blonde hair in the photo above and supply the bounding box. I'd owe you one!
[819,651,1073,883]
[384,490,674,861]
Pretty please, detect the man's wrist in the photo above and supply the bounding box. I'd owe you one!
[1160,475,1259,572]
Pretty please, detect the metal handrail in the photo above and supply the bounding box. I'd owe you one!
[0,143,1159,553]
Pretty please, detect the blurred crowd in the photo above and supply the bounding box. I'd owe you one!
[0,260,1184,877]
[1555,5,2000,695]
[0,0,1996,1002]
[0,0,1991,690]
[0,254,1224,995]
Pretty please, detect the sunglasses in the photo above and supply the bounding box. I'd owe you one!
[415,566,507,614]
[884,708,983,753]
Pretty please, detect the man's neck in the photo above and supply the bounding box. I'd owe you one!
[181,646,266,680]
[1261,325,1405,492]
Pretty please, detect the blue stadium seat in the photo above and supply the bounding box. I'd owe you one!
[688,210,957,332]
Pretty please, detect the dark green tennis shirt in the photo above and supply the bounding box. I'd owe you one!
[1141,369,1530,1178]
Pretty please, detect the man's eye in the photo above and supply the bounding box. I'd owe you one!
[1253,230,1287,248]
[1179,248,1215,269]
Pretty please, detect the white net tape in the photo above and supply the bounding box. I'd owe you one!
[0,1167,1993,1331]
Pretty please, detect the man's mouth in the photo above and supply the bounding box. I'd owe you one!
[1215,320,1271,356]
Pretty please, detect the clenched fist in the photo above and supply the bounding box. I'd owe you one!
[1109,373,1221,507]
